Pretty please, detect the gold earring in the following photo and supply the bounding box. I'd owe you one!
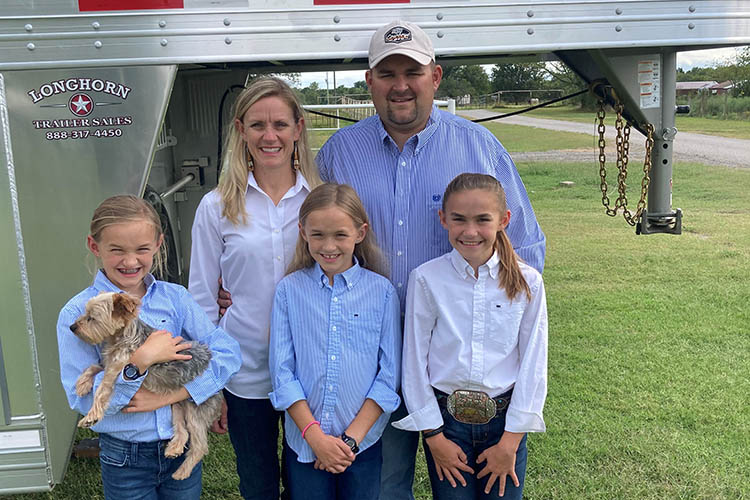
[246,145,254,171]
[293,141,300,171]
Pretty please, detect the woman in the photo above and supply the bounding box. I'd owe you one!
[188,77,320,500]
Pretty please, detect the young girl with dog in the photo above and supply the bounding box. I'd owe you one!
[393,173,548,500]
[268,183,401,500]
[56,195,241,500]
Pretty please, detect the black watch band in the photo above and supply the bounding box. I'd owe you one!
[340,432,359,454]
[123,363,143,381]
[422,426,444,439]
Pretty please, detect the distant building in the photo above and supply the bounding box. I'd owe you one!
[709,81,734,95]
[676,81,717,96]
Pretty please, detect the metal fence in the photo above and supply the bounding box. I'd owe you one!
[303,98,456,131]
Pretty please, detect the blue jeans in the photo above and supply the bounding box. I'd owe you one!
[423,394,528,500]
[224,390,285,500]
[379,400,419,500]
[284,438,382,500]
[98,433,202,500]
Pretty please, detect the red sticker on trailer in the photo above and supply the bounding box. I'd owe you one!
[79,0,183,12]
[314,0,408,4]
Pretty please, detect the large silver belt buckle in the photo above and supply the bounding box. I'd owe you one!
[446,389,496,425]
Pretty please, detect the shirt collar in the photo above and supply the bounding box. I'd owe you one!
[94,269,157,295]
[247,170,310,199]
[310,257,363,290]
[377,104,440,153]
[448,248,500,280]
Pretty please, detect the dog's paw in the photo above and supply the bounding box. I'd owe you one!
[171,465,192,481]
[164,441,185,458]
[77,415,98,428]
[75,376,94,397]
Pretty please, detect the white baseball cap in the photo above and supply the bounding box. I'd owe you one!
[368,20,435,69]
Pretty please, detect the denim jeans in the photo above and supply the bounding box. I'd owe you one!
[224,390,285,500]
[423,396,528,500]
[284,438,382,500]
[98,433,202,500]
[379,400,419,500]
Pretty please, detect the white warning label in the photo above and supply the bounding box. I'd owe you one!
[638,58,661,109]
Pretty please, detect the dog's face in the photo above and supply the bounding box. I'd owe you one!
[70,291,140,344]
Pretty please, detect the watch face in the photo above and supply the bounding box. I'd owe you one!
[124,364,139,380]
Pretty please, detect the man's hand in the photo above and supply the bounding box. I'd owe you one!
[217,278,233,317]
[476,432,523,496]
[425,432,474,487]
[210,396,229,434]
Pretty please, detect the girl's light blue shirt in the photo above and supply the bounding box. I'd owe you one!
[57,270,241,443]
[269,261,401,463]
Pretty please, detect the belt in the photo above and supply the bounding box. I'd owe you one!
[435,388,512,425]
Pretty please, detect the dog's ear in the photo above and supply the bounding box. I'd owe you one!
[112,293,140,323]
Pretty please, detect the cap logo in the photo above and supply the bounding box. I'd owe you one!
[384,26,412,44]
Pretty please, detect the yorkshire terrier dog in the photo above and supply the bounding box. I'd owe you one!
[70,291,222,480]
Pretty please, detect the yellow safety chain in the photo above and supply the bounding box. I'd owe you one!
[597,100,655,226]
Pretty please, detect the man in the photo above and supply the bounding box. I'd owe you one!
[316,20,546,500]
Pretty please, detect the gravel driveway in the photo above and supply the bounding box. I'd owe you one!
[460,109,750,169]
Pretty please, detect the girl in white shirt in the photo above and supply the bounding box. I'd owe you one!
[394,173,548,500]
[188,77,321,500]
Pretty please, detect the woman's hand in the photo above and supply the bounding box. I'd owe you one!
[306,427,355,474]
[425,433,475,487]
[476,431,523,496]
[123,387,189,413]
[129,330,192,373]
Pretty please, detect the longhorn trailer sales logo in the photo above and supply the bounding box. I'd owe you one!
[26,77,134,141]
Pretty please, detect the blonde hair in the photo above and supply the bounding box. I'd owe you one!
[89,195,166,278]
[219,77,321,225]
[287,183,387,277]
[442,173,530,302]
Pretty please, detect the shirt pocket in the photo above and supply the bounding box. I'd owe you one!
[487,300,525,355]
[428,200,448,248]
[345,310,380,355]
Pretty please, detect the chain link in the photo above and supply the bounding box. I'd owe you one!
[596,100,655,226]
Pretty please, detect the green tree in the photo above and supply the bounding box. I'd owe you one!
[490,62,546,92]
[437,65,491,98]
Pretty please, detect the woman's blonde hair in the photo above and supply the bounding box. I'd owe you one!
[89,195,166,277]
[218,77,321,225]
[287,183,387,277]
[442,173,530,302]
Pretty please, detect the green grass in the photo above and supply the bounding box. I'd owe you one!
[17,127,750,499]
[480,121,592,152]
[489,105,750,140]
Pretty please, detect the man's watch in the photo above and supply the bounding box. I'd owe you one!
[340,432,359,454]
[123,363,144,381]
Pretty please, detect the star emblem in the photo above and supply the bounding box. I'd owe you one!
[68,93,93,117]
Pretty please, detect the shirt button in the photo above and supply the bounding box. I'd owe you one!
[274,228,280,233]
[397,282,403,288]
[333,297,338,302]
[331,355,336,361]
[332,326,337,331]
[397,251,402,256]
[324,412,330,419]
[276,256,282,261]
[398,220,404,226]
[329,385,334,391]
[401,161,406,166]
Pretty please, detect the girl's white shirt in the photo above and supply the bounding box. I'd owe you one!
[393,249,548,434]
[189,171,309,398]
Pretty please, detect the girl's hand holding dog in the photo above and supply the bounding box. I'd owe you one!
[304,426,355,474]
[130,329,192,373]
[476,431,523,496]
[425,432,475,487]
[123,387,189,413]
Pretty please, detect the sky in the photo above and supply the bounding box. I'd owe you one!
[294,47,745,90]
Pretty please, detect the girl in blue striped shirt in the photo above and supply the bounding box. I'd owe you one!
[269,183,401,500]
